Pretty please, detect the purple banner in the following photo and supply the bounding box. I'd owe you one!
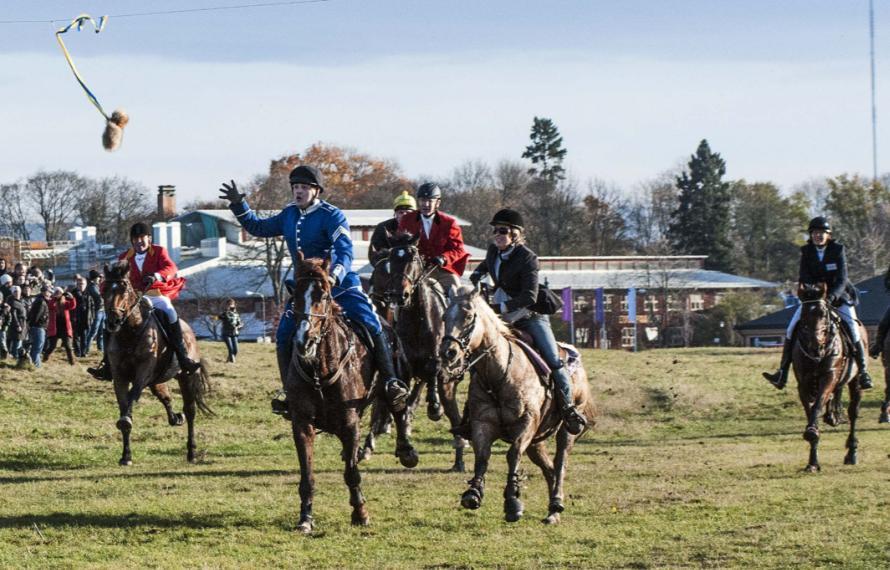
[561,287,573,322]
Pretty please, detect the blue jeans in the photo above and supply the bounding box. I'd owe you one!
[8,338,22,360]
[29,327,46,367]
[513,314,573,407]
[86,311,105,354]
[223,335,238,359]
[0,330,6,358]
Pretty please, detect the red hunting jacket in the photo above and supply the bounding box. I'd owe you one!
[47,296,76,337]
[118,245,186,301]
[398,211,469,276]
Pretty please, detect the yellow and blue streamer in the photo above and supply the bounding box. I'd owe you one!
[55,14,109,121]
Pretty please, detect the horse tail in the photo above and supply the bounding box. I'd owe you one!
[186,358,214,416]
[575,366,598,428]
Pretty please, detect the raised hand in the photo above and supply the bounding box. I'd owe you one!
[218,180,245,205]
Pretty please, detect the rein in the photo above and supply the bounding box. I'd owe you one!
[106,279,147,335]
[796,298,841,362]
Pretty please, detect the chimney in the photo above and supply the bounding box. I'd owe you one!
[157,185,176,220]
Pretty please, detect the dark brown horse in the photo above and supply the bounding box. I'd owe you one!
[793,282,864,472]
[102,261,212,466]
[382,232,468,471]
[879,330,890,424]
[439,285,595,524]
[286,253,418,533]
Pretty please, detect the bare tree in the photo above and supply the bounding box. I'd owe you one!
[23,170,90,241]
[0,183,30,240]
[626,169,679,253]
[78,176,153,245]
[583,179,631,255]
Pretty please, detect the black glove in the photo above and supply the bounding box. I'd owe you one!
[218,180,245,205]
[469,272,482,286]
[143,275,157,288]
[432,256,446,267]
[827,293,838,305]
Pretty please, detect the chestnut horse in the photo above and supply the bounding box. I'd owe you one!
[102,261,212,466]
[793,282,865,472]
[439,285,596,524]
[286,254,418,533]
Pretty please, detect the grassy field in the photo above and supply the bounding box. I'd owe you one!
[1,343,890,569]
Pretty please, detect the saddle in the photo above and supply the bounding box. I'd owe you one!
[510,328,582,380]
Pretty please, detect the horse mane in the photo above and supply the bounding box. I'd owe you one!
[452,285,514,341]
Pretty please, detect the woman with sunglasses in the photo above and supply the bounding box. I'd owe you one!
[468,209,587,434]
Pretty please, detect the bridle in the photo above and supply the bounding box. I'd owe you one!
[291,275,334,351]
[796,298,840,361]
[104,278,145,333]
[442,310,494,380]
[386,246,436,306]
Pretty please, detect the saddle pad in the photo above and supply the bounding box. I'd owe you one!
[556,341,582,376]
[513,337,551,377]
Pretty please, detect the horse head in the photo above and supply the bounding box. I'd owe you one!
[798,281,827,302]
[385,231,423,307]
[439,284,488,380]
[103,261,142,333]
[797,281,836,355]
[291,251,338,359]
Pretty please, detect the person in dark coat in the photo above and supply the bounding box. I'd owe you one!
[85,269,105,353]
[870,266,890,359]
[763,216,873,390]
[0,291,9,359]
[218,298,243,363]
[467,209,587,435]
[368,191,417,267]
[27,286,51,367]
[43,287,77,366]
[6,285,28,361]
[71,274,93,357]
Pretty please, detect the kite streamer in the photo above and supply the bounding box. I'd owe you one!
[55,14,129,151]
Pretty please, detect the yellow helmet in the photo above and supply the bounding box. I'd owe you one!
[392,190,417,211]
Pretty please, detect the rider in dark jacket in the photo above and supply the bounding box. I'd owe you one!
[763,216,873,390]
[369,191,416,267]
[467,209,587,435]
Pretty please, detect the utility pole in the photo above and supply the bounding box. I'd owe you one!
[870,0,879,182]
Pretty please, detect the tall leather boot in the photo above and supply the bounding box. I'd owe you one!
[853,339,874,390]
[762,336,793,389]
[271,341,293,417]
[371,330,409,412]
[162,315,201,375]
[869,306,890,359]
[552,364,587,435]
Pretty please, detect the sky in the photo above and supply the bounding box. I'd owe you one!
[0,0,887,205]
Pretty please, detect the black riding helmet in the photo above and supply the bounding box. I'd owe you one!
[129,222,152,240]
[289,165,325,193]
[490,209,524,230]
[808,216,831,233]
[416,182,441,200]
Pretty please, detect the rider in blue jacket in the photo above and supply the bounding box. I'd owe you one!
[219,166,409,415]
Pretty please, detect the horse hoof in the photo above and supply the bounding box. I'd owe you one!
[116,416,132,431]
[351,512,370,526]
[449,461,466,473]
[427,402,443,422]
[461,490,482,510]
[844,453,858,465]
[542,513,561,525]
[504,498,524,523]
[803,427,819,442]
[879,411,890,424]
[358,448,372,463]
[119,458,133,467]
[296,520,314,534]
[396,447,419,469]
[803,464,820,473]
[170,413,185,427]
[548,500,565,514]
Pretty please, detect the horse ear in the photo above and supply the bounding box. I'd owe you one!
[321,258,330,273]
[120,262,130,276]
[797,282,805,296]
[409,233,420,246]
[296,251,305,263]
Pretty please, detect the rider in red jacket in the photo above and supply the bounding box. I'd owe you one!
[397,182,469,294]
[88,222,199,380]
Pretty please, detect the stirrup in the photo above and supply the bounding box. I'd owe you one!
[562,406,587,435]
[858,371,874,390]
[271,390,291,419]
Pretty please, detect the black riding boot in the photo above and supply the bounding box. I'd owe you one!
[762,336,793,389]
[162,315,201,375]
[271,341,293,418]
[853,338,874,390]
[371,330,409,412]
[552,365,587,435]
[869,306,890,359]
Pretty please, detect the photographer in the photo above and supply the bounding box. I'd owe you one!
[43,287,77,366]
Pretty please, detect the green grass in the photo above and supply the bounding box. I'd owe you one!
[1,344,890,568]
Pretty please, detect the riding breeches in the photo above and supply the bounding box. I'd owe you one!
[144,294,179,323]
[786,302,860,342]
[276,283,382,347]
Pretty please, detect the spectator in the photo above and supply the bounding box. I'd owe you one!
[0,291,9,359]
[85,269,105,354]
[27,286,51,368]
[44,287,77,366]
[218,298,243,363]
[0,258,7,278]
[0,273,13,301]
[6,285,28,362]
[71,274,93,357]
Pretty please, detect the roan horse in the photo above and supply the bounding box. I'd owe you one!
[793,282,865,472]
[102,261,212,466]
[439,285,596,524]
[382,232,468,471]
[286,253,418,533]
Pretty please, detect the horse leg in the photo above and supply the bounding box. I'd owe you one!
[359,400,385,463]
[462,422,496,510]
[113,380,134,466]
[440,377,467,472]
[803,396,823,472]
[340,422,369,526]
[426,368,443,422]
[391,406,419,468]
[880,364,890,423]
[503,422,535,523]
[547,428,575,523]
[292,420,316,533]
[845,383,863,465]
[177,377,198,463]
[526,441,559,524]
[150,383,184,427]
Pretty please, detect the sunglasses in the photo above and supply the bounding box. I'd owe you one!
[492,227,511,235]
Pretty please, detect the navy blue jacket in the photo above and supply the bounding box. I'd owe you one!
[799,240,858,306]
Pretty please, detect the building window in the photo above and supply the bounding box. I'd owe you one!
[621,327,635,348]
[575,327,589,345]
[620,295,629,313]
[603,294,613,312]
[644,295,659,313]
[667,327,684,347]
[667,294,681,312]
[574,295,588,312]
[689,294,704,311]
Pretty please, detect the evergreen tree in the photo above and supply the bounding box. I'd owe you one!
[521,117,567,182]
[668,140,733,271]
